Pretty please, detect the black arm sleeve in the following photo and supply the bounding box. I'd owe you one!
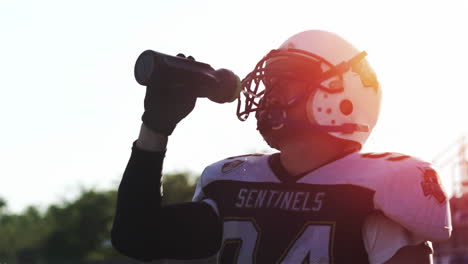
[111,142,222,262]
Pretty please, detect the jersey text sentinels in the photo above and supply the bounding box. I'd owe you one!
[235,188,325,212]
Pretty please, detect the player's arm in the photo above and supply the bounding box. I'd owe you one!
[363,212,434,264]
[111,127,222,261]
[111,54,222,262]
[384,243,433,264]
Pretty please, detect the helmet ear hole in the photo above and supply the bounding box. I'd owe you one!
[340,99,353,116]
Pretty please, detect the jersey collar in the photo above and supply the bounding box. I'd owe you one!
[268,148,360,184]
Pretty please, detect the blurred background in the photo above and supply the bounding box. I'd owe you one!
[1,0,467,263]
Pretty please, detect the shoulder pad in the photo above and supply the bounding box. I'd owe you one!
[204,153,265,178]
[369,153,452,241]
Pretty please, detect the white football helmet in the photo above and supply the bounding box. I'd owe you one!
[237,30,381,147]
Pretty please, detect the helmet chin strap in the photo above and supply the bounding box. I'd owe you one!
[282,120,369,134]
[259,109,369,134]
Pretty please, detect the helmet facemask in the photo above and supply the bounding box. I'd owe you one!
[237,48,371,149]
[237,48,352,121]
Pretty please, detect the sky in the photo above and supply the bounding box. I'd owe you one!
[1,0,467,212]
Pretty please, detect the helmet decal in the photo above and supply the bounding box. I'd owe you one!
[351,59,379,93]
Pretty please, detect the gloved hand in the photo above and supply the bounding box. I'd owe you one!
[141,54,198,136]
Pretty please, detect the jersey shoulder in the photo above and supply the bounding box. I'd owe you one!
[351,152,451,241]
[299,151,429,187]
[347,151,427,172]
[336,151,436,184]
[192,153,277,202]
[351,151,445,203]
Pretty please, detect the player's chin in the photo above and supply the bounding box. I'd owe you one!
[257,124,281,150]
[258,125,309,150]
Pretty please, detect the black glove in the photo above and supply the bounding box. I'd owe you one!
[142,54,198,136]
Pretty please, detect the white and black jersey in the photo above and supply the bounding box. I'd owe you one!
[193,151,451,263]
[111,143,451,264]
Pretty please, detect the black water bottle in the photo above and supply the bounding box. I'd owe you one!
[134,50,241,103]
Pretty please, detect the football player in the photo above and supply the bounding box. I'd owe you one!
[111,30,452,263]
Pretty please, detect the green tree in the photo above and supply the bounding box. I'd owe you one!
[40,189,119,263]
[0,171,199,264]
[0,205,48,263]
[162,172,199,205]
[0,197,6,213]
